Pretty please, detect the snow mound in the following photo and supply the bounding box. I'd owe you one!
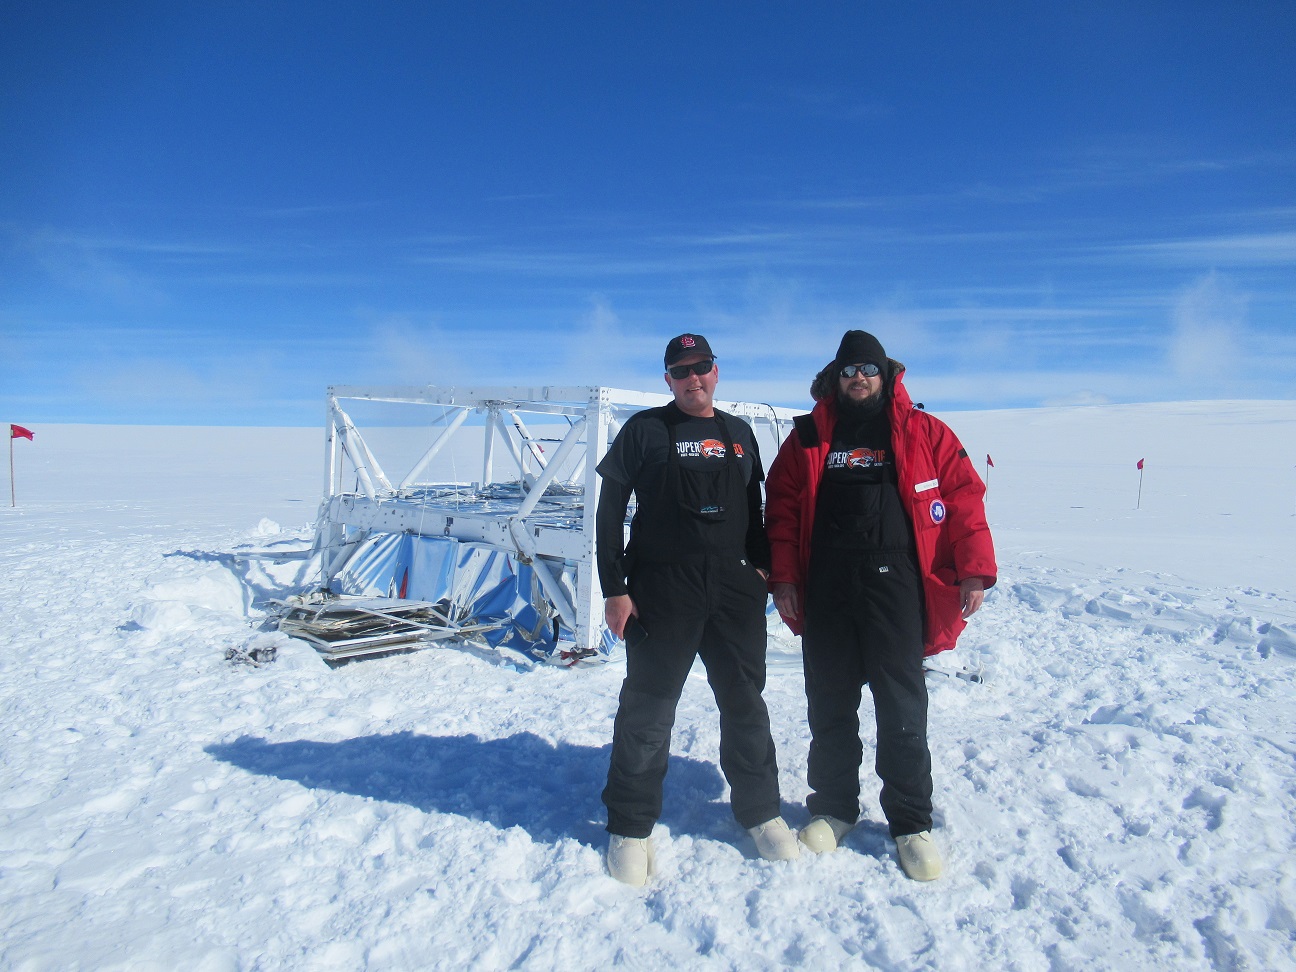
[253,517,283,536]
[144,569,247,616]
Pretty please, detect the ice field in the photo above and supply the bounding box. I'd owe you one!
[2,400,1294,970]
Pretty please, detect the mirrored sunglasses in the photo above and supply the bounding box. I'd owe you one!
[839,362,881,379]
[668,359,715,380]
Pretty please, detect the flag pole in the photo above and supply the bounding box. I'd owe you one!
[1136,459,1144,510]
[8,425,34,505]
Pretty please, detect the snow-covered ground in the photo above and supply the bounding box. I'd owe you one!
[2,401,1295,971]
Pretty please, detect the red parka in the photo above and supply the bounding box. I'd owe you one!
[765,364,997,656]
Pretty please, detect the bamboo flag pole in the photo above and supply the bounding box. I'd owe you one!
[9,424,34,507]
[985,454,994,494]
[1136,457,1145,510]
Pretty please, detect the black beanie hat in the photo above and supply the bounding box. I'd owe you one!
[834,330,887,371]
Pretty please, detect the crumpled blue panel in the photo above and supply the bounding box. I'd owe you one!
[332,533,592,659]
[406,534,459,603]
[334,532,414,598]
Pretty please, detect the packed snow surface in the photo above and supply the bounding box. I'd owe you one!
[2,401,1295,971]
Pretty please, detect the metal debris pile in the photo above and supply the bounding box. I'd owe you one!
[272,593,504,664]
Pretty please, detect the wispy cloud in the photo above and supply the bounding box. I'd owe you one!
[183,272,381,287]
[1114,232,1296,267]
[247,201,386,220]
[776,147,1296,217]
[19,230,173,307]
[72,352,280,419]
[342,311,465,387]
[9,224,389,293]
[404,221,1060,283]
[1167,273,1246,379]
[407,245,775,278]
[550,295,663,387]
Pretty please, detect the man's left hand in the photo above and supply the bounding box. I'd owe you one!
[960,577,985,618]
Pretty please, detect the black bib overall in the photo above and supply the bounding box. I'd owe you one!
[602,411,782,838]
[801,414,933,838]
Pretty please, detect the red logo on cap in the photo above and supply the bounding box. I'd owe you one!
[680,336,695,348]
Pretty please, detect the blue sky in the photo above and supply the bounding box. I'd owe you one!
[2,2,1294,425]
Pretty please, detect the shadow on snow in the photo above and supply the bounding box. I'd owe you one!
[205,730,735,848]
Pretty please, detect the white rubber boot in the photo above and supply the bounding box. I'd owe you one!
[748,817,801,861]
[798,815,854,853]
[607,835,655,887]
[894,831,944,881]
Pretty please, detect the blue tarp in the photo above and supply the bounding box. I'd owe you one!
[332,533,587,658]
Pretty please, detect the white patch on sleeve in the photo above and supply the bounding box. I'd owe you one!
[914,479,940,493]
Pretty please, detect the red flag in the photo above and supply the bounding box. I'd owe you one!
[986,454,994,467]
[1137,458,1144,470]
[10,424,33,441]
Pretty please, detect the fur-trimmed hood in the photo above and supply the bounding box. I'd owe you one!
[809,358,907,403]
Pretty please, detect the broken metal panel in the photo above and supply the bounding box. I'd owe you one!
[275,594,501,664]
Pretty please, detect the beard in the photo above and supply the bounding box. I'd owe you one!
[836,388,887,420]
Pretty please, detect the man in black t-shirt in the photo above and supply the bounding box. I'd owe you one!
[595,333,799,886]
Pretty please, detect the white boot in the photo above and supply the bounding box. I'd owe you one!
[894,831,943,881]
[798,815,854,853]
[607,835,655,887]
[748,817,801,861]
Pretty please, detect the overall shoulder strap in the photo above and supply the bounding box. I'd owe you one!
[793,413,819,448]
[660,407,680,472]
[713,411,738,466]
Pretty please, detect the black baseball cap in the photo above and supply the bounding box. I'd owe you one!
[664,333,716,368]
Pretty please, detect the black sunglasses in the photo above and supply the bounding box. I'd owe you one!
[839,362,881,379]
[668,359,715,380]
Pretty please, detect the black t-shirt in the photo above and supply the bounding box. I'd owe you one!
[596,403,769,593]
[813,405,913,555]
[597,407,761,489]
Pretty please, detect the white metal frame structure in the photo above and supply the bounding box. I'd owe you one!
[313,384,798,660]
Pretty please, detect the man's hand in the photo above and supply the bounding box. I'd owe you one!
[960,577,985,619]
[604,594,638,640]
[772,582,799,621]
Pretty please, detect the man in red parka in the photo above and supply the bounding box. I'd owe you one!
[765,330,996,881]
